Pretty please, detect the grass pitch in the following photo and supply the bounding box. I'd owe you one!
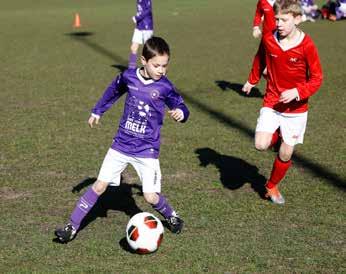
[0,0,345,273]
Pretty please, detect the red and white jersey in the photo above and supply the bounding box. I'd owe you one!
[253,0,276,35]
[248,31,323,114]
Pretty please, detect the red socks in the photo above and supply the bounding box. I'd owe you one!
[266,156,292,189]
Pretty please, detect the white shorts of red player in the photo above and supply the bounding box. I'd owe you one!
[256,107,308,147]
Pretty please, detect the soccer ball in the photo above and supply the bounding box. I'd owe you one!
[126,212,164,254]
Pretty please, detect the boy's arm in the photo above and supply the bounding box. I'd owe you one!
[165,87,190,123]
[134,1,152,23]
[242,41,266,94]
[296,41,323,100]
[253,1,264,28]
[248,40,266,86]
[91,74,127,117]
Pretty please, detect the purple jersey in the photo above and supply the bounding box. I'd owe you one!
[336,0,346,19]
[92,68,189,159]
[301,0,314,6]
[135,0,153,30]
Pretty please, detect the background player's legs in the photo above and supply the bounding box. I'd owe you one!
[129,42,140,69]
[128,29,142,69]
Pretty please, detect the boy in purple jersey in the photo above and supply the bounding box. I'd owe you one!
[335,0,346,19]
[55,37,189,243]
[128,0,154,69]
[301,0,320,22]
[321,0,346,20]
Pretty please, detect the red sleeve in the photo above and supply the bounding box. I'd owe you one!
[296,38,323,100]
[253,1,263,27]
[248,40,266,85]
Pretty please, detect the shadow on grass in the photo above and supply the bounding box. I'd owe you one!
[77,178,142,231]
[64,35,346,191]
[110,64,128,72]
[53,177,143,244]
[182,91,346,191]
[65,32,128,72]
[215,80,263,98]
[119,237,137,254]
[195,148,267,198]
[119,237,161,255]
[66,31,94,37]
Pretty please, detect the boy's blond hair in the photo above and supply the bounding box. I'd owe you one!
[273,0,303,16]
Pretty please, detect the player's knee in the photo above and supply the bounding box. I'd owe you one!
[130,43,139,53]
[278,152,292,162]
[92,180,108,195]
[143,192,158,205]
[255,141,268,151]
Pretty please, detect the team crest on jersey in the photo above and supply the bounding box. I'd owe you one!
[289,57,299,63]
[150,89,160,99]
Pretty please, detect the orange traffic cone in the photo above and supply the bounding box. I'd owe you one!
[73,13,81,28]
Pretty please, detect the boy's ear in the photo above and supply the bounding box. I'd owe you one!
[140,56,147,66]
[294,15,302,25]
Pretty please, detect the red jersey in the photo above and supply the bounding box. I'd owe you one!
[248,32,323,114]
[253,0,276,35]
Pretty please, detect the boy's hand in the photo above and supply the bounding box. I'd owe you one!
[168,109,184,122]
[242,81,255,95]
[252,27,262,38]
[88,115,100,128]
[279,88,299,104]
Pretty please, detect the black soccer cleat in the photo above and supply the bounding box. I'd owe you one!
[166,216,184,234]
[55,223,77,243]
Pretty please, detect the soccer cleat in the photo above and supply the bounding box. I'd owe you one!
[166,215,184,234]
[265,186,285,205]
[55,223,77,243]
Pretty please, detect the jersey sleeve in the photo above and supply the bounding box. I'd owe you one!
[296,39,323,100]
[164,86,190,123]
[91,73,128,116]
[253,1,263,27]
[248,40,266,85]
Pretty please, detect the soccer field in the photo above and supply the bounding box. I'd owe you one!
[0,0,345,273]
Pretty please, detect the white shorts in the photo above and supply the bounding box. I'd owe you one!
[132,28,153,44]
[256,107,308,146]
[97,148,161,193]
[339,3,346,15]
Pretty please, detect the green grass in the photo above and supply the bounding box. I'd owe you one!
[0,0,345,273]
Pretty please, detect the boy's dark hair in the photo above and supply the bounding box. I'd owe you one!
[274,0,303,16]
[142,36,170,61]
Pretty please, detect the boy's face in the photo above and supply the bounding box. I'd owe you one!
[141,54,169,81]
[275,12,301,37]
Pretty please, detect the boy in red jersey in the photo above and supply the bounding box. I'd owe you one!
[252,0,276,38]
[242,0,323,204]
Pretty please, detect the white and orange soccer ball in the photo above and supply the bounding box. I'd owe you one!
[126,212,164,254]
